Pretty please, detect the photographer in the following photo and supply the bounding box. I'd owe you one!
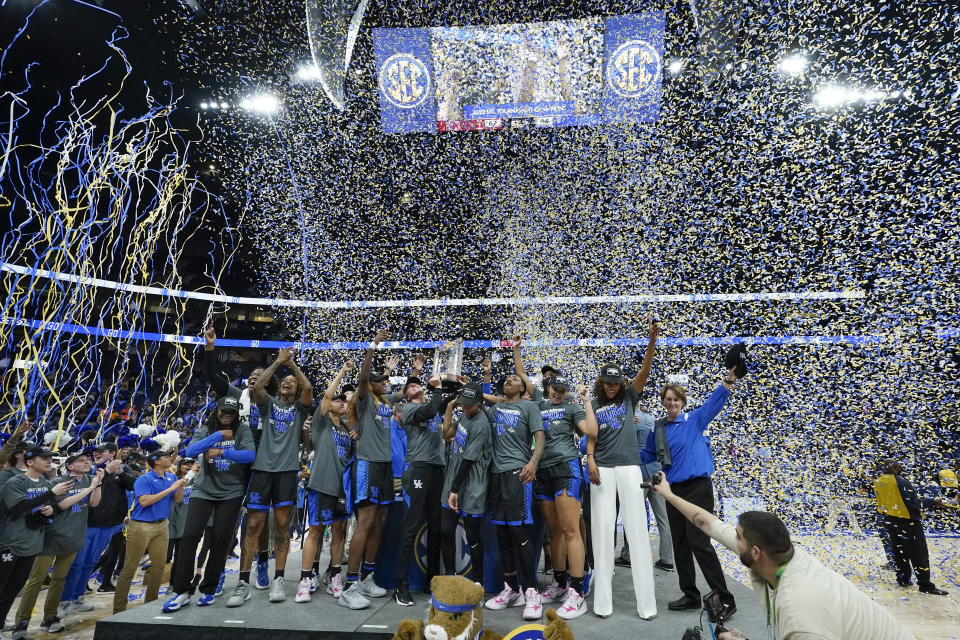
[0,446,74,628]
[650,472,914,639]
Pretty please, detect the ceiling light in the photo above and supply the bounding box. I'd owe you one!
[778,54,808,76]
[667,59,684,75]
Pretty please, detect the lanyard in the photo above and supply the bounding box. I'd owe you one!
[764,562,789,638]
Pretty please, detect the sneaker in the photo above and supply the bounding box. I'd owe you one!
[541,580,566,604]
[556,588,586,620]
[583,568,593,596]
[485,583,523,610]
[654,560,675,572]
[11,622,27,640]
[225,580,251,608]
[321,567,332,585]
[326,573,344,598]
[213,572,225,597]
[295,577,312,603]
[338,582,371,610]
[358,574,386,598]
[522,587,543,620]
[97,582,115,593]
[161,592,191,613]
[197,593,215,607]
[614,554,631,567]
[393,583,415,607]
[40,617,65,633]
[269,577,287,603]
[310,572,319,593]
[67,600,95,613]
[255,561,270,589]
[919,584,949,596]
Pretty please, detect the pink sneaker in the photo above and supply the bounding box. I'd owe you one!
[295,577,312,603]
[326,572,344,598]
[557,588,586,620]
[522,587,542,620]
[485,583,523,610]
[541,580,566,604]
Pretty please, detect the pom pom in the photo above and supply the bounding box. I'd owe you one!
[136,423,156,437]
[117,434,140,450]
[139,437,160,453]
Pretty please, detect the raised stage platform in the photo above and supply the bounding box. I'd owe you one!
[93,548,767,640]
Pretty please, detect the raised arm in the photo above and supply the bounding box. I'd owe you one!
[441,396,458,442]
[283,353,314,407]
[512,335,535,395]
[358,330,390,400]
[251,348,289,405]
[632,320,659,395]
[203,324,231,398]
[321,360,355,415]
[576,386,598,439]
[58,470,103,510]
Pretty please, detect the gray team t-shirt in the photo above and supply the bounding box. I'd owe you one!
[401,402,445,467]
[442,408,492,515]
[538,400,586,467]
[307,410,354,498]
[251,395,309,472]
[168,481,192,539]
[591,386,643,467]
[0,473,53,556]
[0,466,25,488]
[192,423,256,500]
[355,392,399,463]
[491,399,543,473]
[43,474,93,555]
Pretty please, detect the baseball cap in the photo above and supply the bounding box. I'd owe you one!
[331,392,348,402]
[217,396,240,413]
[369,372,389,383]
[65,451,92,465]
[459,382,484,407]
[24,445,54,460]
[598,363,624,383]
[724,343,748,378]
[13,439,31,453]
[93,442,118,452]
[541,365,559,376]
[549,375,571,390]
[146,449,175,465]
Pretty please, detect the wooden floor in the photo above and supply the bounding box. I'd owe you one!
[8,532,959,640]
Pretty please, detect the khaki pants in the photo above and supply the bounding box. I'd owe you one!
[15,552,77,624]
[113,520,169,613]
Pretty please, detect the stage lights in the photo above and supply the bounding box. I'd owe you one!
[778,53,808,76]
[813,85,892,109]
[239,93,281,114]
[296,63,322,82]
[667,59,685,75]
[199,100,230,110]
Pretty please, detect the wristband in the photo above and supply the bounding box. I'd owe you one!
[586,453,594,458]
[724,378,736,385]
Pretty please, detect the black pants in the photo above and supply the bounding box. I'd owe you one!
[196,525,215,569]
[95,529,125,579]
[172,496,244,595]
[496,524,536,590]
[666,476,734,605]
[0,552,36,622]
[397,464,444,582]
[440,509,484,581]
[885,515,932,586]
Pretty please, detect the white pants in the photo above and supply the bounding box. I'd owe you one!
[590,465,657,619]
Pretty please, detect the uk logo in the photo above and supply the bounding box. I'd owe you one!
[379,54,431,109]
[607,40,661,99]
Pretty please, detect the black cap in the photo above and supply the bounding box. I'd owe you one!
[24,445,54,460]
[598,363,624,383]
[217,396,240,413]
[459,382,484,407]
[369,372,389,383]
[13,439,31,453]
[724,343,748,378]
[341,383,356,394]
[404,376,422,390]
[549,375,571,390]
[541,365,559,376]
[176,457,195,466]
[146,449,175,465]
[65,451,92,465]
[331,392,348,402]
[93,442,118,452]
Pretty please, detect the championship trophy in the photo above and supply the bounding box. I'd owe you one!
[432,339,465,393]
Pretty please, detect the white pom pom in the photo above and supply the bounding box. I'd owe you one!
[136,423,155,437]
[44,431,73,446]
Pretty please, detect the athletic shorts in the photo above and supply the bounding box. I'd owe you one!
[353,459,393,506]
[535,459,583,502]
[489,469,533,526]
[245,470,299,511]
[306,490,350,526]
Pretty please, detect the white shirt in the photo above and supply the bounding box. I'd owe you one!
[710,521,914,640]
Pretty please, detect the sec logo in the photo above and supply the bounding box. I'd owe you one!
[415,521,471,576]
[607,40,661,98]
[379,53,431,109]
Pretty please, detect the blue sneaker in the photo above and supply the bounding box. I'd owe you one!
[215,572,225,597]
[161,593,190,612]
[583,568,593,597]
[255,561,270,590]
[197,593,215,607]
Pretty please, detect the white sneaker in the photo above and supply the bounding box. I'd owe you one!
[268,576,287,603]
[556,588,586,620]
[226,580,250,608]
[67,600,95,613]
[310,573,320,593]
[541,580,566,604]
[295,577,312,603]
[358,574,386,598]
[338,582,371,610]
[485,583,523,610]
[522,587,542,620]
[326,573,344,598]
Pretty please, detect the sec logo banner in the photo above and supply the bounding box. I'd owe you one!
[606,40,661,99]
[379,53,431,109]
[415,521,471,576]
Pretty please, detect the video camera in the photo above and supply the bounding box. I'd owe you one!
[640,471,663,490]
[681,591,733,639]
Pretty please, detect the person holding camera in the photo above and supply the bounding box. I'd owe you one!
[12,452,103,637]
[0,446,74,630]
[650,472,914,640]
[113,449,187,613]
